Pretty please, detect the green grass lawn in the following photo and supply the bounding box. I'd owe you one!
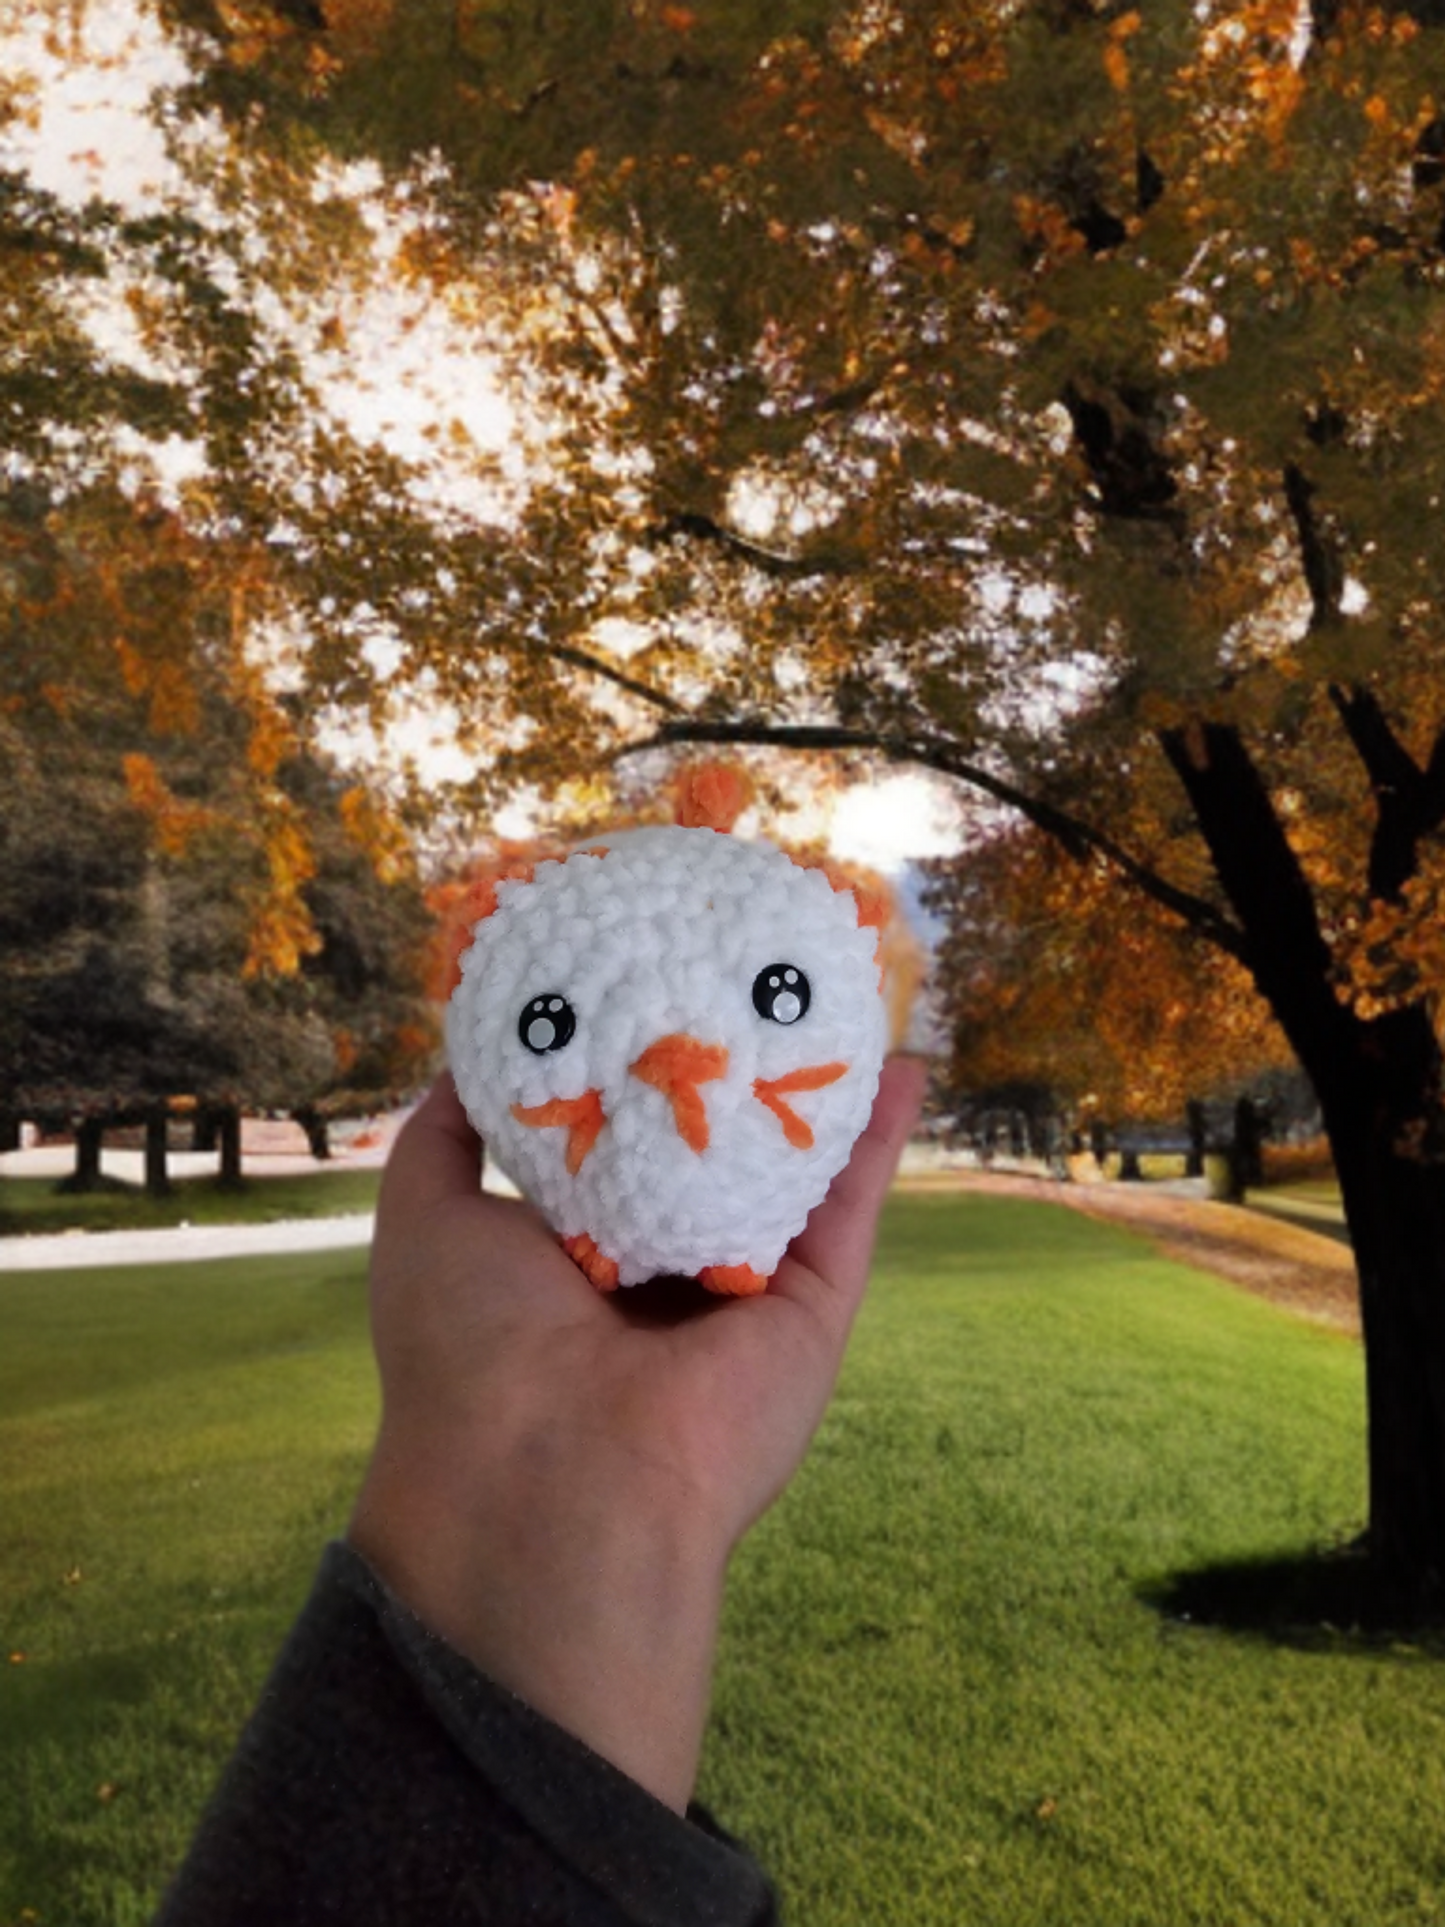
[0,1246,376,1927]
[2,1196,1439,1927]
[0,1167,380,1238]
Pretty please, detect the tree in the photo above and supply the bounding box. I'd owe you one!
[20,1,1445,1606]
[0,483,246,1184]
[0,481,435,1191]
[927,815,1293,1147]
[276,737,441,1152]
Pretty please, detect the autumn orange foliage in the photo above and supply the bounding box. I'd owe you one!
[932,825,1290,1125]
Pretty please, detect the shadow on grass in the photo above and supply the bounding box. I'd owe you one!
[1143,1541,1445,1655]
[0,1574,317,1922]
[1243,1199,1354,1249]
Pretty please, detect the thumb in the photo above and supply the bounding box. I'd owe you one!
[771,1054,925,1334]
[377,1074,484,1220]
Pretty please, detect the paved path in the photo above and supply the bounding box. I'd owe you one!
[0,1145,392,1184]
[1,1146,1342,1299]
[0,1213,378,1271]
[0,1170,523,1273]
[0,1142,960,1273]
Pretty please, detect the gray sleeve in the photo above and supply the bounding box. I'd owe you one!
[154,1540,779,1927]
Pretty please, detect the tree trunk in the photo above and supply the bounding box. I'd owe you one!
[1118,1148,1143,1181]
[1315,1008,1445,1612]
[193,1106,218,1153]
[216,1105,243,1189]
[1163,720,1445,1612]
[1220,1097,1265,1203]
[1185,1100,1206,1180]
[64,1114,107,1192]
[1236,1097,1266,1190]
[294,1105,331,1160]
[144,1105,171,1199]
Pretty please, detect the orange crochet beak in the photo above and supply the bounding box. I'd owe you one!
[629,1033,729,1153]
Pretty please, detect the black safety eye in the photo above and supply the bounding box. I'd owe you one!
[752,964,810,1025]
[519,994,577,1054]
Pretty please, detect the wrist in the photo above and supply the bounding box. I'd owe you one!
[348,1421,729,1812]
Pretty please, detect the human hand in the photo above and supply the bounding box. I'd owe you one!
[348,1056,924,1811]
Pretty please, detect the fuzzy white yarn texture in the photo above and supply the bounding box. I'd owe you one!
[446,825,888,1287]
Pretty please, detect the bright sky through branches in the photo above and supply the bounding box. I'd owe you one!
[0,0,189,208]
[829,771,965,873]
[0,0,518,518]
[0,0,967,868]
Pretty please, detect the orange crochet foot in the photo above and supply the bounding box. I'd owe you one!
[562,1232,620,1292]
[699,1263,768,1297]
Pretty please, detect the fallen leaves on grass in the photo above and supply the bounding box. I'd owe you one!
[917,1173,1360,1333]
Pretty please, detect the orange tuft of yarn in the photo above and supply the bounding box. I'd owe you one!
[430,848,560,997]
[562,1232,621,1292]
[699,1263,769,1296]
[673,761,752,833]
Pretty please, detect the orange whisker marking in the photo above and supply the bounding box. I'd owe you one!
[511,1089,607,1174]
[752,1061,848,1151]
[700,1263,768,1297]
[562,1232,620,1291]
[629,1033,729,1153]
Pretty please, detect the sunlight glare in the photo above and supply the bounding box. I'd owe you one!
[830,772,965,872]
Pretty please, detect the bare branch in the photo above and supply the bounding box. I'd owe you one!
[274,0,327,28]
[542,642,686,715]
[796,372,887,418]
[626,717,1254,962]
[1328,682,1420,798]
[516,78,560,119]
[1421,719,1445,802]
[1328,683,1445,903]
[1158,720,1353,1067]
[647,511,857,579]
[1284,462,1345,630]
[568,278,634,371]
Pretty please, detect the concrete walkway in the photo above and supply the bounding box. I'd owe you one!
[0,1119,399,1272]
[0,1143,1081,1275]
[0,1213,378,1272]
[0,1143,393,1186]
[0,1167,529,1274]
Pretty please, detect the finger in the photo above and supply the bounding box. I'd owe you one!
[772,1054,926,1325]
[374,1074,605,1318]
[377,1073,485,1218]
[818,1056,926,1232]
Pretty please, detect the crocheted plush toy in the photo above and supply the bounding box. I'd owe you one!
[445,767,900,1296]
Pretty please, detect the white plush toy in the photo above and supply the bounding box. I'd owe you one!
[445,767,902,1295]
